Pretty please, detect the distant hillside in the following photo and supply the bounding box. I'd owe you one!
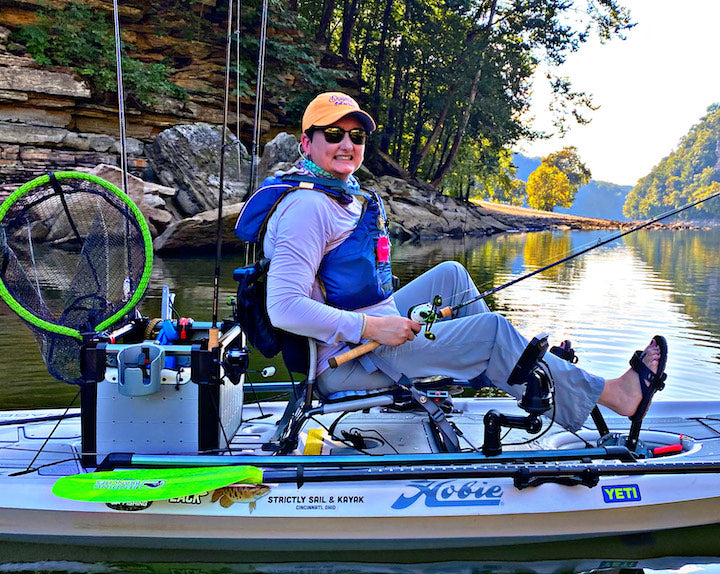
[555,180,631,221]
[512,153,542,181]
[511,154,630,221]
[624,104,720,219]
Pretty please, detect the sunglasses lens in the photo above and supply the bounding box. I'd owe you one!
[322,128,344,143]
[349,129,366,145]
[321,127,366,145]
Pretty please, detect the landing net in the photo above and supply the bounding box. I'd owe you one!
[0,171,153,384]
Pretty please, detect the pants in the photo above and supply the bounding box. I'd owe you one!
[317,261,604,431]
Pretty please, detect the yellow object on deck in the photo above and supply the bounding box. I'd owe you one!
[303,428,325,456]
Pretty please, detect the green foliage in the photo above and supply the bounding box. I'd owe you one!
[526,163,574,211]
[296,0,633,187]
[624,104,720,219]
[11,2,186,107]
[524,147,590,211]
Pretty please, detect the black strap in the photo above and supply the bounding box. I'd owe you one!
[361,351,461,452]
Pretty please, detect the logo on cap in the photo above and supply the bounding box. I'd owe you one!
[328,94,356,108]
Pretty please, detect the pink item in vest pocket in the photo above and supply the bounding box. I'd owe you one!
[377,236,390,262]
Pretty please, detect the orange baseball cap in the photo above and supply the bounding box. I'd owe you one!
[302,92,376,133]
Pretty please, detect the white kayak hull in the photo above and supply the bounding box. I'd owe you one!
[2,398,720,552]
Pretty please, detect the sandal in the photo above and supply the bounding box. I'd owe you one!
[629,335,668,423]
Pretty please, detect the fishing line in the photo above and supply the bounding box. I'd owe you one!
[451,187,720,314]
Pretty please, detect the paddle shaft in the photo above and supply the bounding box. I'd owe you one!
[111,445,636,469]
[56,458,720,503]
[261,459,720,483]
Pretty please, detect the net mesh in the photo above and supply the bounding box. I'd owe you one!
[0,173,151,384]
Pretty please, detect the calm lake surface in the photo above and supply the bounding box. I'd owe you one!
[2,227,720,571]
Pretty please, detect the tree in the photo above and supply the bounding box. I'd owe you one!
[524,146,590,211]
[296,0,634,189]
[543,146,592,188]
[526,164,574,211]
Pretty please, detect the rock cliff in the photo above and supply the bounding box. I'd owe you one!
[0,2,629,247]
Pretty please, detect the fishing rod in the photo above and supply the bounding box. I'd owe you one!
[209,0,236,350]
[329,186,720,368]
[246,0,269,194]
[111,0,129,199]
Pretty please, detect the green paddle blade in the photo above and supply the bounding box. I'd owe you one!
[52,466,265,503]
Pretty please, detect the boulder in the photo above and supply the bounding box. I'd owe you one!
[257,132,300,179]
[153,202,245,253]
[146,123,250,217]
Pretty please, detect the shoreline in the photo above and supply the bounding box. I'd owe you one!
[474,200,700,233]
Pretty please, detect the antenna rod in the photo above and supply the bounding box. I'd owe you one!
[247,0,269,193]
[209,0,236,348]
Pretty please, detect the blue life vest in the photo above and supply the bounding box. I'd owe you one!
[235,173,394,310]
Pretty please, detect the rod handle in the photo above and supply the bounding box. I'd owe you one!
[208,327,219,350]
[328,341,381,369]
[438,306,452,319]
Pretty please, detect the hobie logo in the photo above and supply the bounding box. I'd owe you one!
[391,480,503,510]
[602,484,641,503]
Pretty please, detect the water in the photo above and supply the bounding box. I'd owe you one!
[2,228,720,570]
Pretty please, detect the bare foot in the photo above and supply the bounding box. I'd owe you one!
[598,339,661,417]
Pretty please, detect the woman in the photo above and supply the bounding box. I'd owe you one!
[236,91,666,432]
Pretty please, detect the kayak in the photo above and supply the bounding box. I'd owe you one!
[2,365,720,554]
[1,173,719,557]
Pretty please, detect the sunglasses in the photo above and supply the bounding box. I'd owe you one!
[317,126,367,145]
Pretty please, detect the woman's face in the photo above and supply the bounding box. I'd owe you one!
[300,116,365,181]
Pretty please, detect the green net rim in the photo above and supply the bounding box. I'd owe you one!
[0,171,154,340]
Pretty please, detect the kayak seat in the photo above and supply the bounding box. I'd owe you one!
[265,339,462,454]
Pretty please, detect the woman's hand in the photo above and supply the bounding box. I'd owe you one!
[363,315,422,346]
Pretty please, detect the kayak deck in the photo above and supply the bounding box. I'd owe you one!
[2,398,720,554]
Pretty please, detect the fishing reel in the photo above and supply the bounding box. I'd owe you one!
[407,295,444,341]
[222,344,249,385]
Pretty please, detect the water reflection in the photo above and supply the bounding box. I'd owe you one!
[3,229,720,408]
[393,229,720,401]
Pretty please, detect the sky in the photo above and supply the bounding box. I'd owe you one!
[517,0,720,187]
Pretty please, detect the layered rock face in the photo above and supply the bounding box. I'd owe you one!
[0,1,515,248]
[0,0,264,193]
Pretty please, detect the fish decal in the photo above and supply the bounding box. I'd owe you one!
[211,484,271,513]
